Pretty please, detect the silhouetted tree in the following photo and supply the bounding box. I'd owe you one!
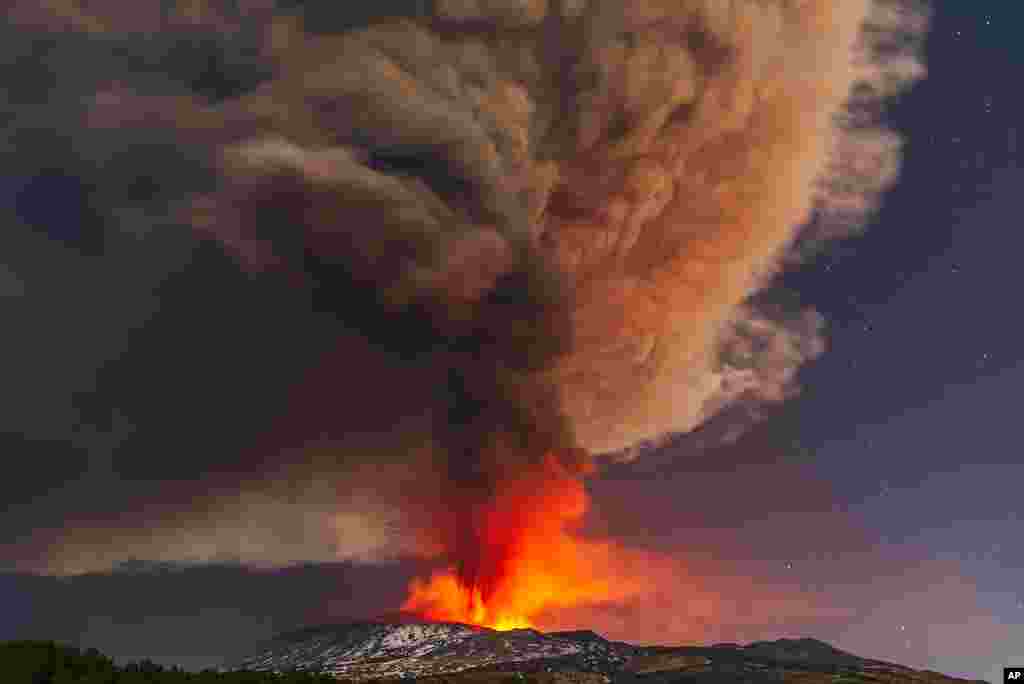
[1,640,340,683]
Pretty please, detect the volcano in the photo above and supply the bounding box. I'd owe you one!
[224,621,986,683]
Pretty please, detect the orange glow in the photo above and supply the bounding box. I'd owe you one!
[402,453,641,631]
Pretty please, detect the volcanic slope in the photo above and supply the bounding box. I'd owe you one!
[226,622,987,683]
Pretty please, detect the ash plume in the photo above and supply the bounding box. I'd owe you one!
[0,0,929,583]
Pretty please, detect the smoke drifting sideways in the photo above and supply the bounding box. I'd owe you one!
[2,0,929,577]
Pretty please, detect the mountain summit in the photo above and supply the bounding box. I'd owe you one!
[226,622,986,683]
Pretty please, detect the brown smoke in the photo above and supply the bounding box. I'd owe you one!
[10,0,929,575]
[190,0,871,457]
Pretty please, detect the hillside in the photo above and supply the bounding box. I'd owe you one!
[225,622,991,684]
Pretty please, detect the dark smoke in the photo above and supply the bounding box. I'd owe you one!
[0,0,928,574]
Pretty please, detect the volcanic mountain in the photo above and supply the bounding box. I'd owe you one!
[225,622,987,683]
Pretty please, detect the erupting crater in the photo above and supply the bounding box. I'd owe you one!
[401,454,641,631]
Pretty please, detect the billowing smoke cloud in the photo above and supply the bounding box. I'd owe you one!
[1,0,928,580]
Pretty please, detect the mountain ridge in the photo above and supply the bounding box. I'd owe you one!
[226,621,988,683]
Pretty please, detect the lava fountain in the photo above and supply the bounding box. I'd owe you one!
[402,452,642,631]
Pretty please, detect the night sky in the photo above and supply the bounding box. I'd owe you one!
[1,2,1021,683]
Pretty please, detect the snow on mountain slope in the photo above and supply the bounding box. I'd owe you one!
[227,621,633,680]
[226,622,988,683]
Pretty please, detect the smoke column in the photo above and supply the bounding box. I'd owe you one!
[7,0,928,622]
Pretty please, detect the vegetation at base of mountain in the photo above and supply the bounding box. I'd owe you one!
[0,640,336,683]
[3,639,989,684]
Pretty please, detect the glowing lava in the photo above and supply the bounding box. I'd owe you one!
[402,453,641,631]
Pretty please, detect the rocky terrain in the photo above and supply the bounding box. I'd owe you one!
[226,622,988,684]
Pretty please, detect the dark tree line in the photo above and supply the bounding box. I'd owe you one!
[0,640,338,684]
